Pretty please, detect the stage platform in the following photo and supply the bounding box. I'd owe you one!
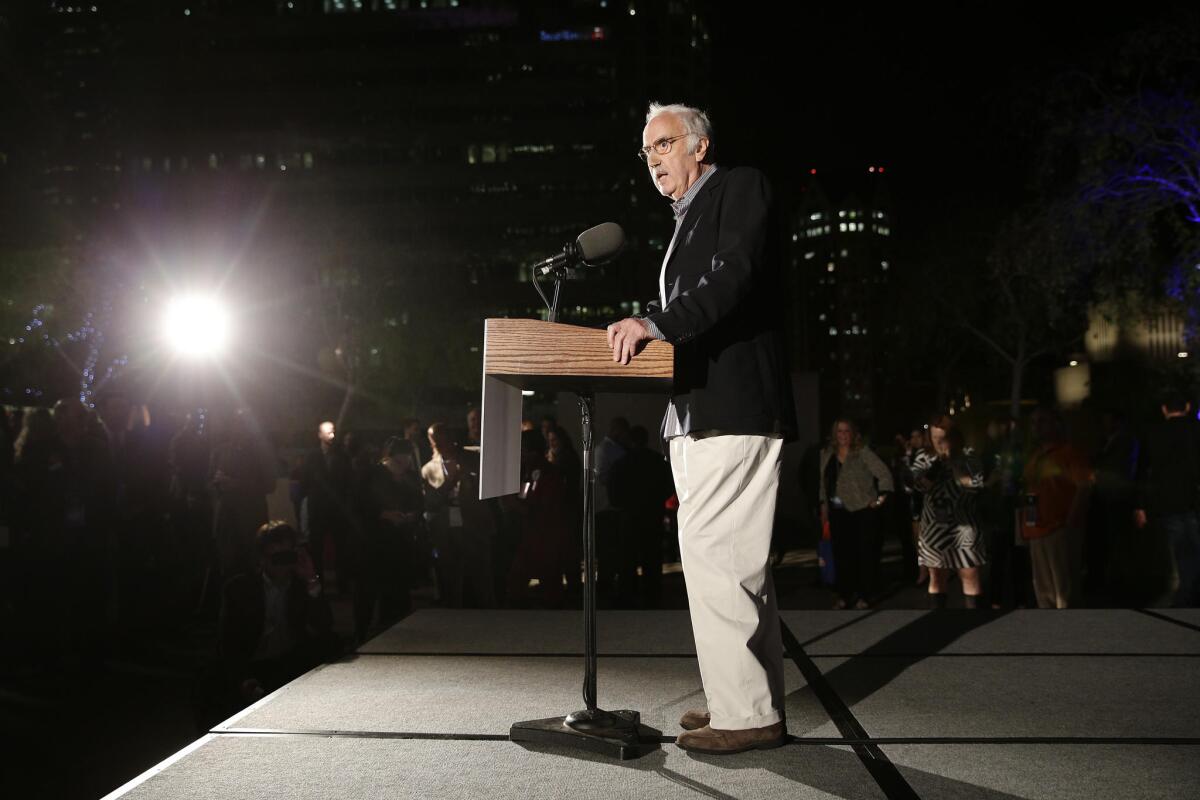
[104,608,1200,799]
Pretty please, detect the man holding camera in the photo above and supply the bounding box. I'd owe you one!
[217,521,340,708]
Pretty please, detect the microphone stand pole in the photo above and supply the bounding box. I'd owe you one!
[546,266,565,323]
[508,281,645,761]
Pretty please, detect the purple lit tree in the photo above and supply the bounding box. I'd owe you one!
[1079,92,1200,334]
[1034,10,1200,360]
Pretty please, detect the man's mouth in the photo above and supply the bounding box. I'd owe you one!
[655,170,668,181]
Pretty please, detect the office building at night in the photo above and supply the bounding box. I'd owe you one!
[787,167,895,429]
[2,0,712,424]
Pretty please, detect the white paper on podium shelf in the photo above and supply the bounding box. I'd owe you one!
[479,373,522,500]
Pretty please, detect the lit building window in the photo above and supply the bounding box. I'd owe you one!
[826,263,835,272]
[828,326,837,336]
[838,210,846,218]
[804,251,815,260]
[881,261,889,270]
[839,223,847,232]
[810,212,824,221]
[824,225,831,233]
[208,153,218,169]
[303,152,314,169]
[468,145,478,164]
[255,154,266,169]
[840,249,848,257]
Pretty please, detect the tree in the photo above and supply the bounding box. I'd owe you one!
[966,205,1094,419]
[0,246,130,407]
[1032,10,1200,353]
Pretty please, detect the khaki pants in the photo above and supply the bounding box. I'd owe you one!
[669,434,785,730]
[1029,527,1082,608]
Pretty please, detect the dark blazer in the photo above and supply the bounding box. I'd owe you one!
[301,445,351,529]
[1136,416,1200,515]
[642,166,796,439]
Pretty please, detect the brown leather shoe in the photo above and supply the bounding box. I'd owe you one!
[679,708,710,730]
[676,721,787,754]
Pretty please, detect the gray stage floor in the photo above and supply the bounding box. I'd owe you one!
[106,609,1200,800]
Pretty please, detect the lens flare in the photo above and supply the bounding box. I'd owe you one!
[163,294,230,357]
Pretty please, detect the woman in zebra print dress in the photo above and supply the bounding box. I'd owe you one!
[912,416,987,608]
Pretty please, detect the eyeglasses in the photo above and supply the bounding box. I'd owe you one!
[637,134,690,163]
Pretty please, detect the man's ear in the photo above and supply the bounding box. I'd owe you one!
[694,137,710,163]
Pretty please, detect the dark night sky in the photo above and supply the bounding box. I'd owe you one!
[700,2,1192,246]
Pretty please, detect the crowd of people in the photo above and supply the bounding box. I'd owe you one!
[1,390,1196,728]
[811,393,1200,612]
[0,397,678,728]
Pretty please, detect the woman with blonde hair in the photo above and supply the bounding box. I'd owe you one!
[819,418,894,609]
[912,415,988,608]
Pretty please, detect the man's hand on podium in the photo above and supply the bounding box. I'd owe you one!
[606,318,653,365]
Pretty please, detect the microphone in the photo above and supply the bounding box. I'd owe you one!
[534,222,625,276]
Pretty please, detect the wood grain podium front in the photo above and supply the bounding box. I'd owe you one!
[477,318,673,759]
[479,318,672,500]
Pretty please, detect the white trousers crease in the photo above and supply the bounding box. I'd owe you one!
[669,434,786,730]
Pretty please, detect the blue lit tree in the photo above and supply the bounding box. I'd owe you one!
[0,247,129,407]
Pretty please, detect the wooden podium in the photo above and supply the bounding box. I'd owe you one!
[478,318,672,759]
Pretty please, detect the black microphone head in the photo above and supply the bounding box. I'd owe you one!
[575,222,625,265]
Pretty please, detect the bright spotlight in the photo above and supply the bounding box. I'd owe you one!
[163,294,230,357]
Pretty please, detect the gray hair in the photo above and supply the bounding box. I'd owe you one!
[645,102,713,158]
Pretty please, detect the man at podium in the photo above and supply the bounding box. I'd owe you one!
[607,102,796,754]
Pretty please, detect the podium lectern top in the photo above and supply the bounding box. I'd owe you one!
[483,318,672,394]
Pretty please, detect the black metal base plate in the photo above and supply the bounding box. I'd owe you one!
[510,709,650,760]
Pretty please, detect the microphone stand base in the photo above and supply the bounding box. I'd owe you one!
[510,708,645,760]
